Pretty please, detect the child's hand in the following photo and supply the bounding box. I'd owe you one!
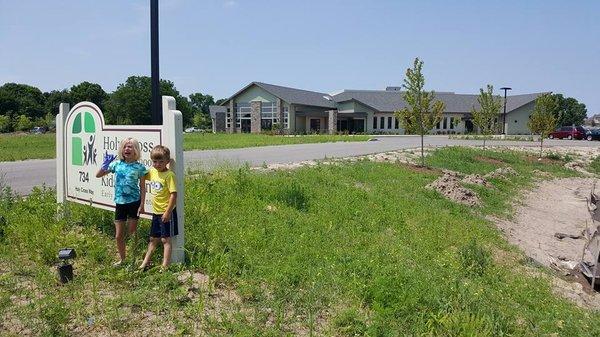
[101,152,116,171]
[161,212,172,223]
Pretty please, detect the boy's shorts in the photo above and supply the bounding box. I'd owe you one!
[115,200,141,221]
[150,209,178,238]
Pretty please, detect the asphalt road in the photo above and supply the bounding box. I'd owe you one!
[1,136,597,195]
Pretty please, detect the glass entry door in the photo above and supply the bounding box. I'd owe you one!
[310,119,321,133]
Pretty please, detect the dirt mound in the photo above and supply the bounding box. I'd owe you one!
[462,174,493,188]
[484,167,518,179]
[426,171,480,206]
[253,147,434,172]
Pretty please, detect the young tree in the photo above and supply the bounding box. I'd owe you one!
[192,112,207,129]
[189,92,215,129]
[394,58,445,166]
[471,84,502,149]
[14,115,32,132]
[528,93,558,158]
[0,115,11,133]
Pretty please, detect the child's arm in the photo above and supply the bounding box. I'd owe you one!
[96,153,116,178]
[96,168,108,178]
[138,175,146,216]
[161,192,177,223]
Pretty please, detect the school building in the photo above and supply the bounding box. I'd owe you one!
[209,82,543,135]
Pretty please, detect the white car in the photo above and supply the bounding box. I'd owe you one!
[184,127,201,133]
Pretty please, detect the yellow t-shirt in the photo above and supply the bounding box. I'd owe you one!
[147,167,177,214]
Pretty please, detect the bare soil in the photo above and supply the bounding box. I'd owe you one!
[474,155,506,165]
[493,177,600,309]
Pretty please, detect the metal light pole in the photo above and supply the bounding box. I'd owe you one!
[500,87,512,134]
[151,0,162,125]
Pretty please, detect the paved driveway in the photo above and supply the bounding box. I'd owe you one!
[0,136,596,195]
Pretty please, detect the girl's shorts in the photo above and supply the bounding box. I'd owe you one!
[115,200,141,221]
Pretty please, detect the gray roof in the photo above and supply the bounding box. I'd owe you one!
[333,90,544,114]
[221,82,336,109]
[209,105,227,118]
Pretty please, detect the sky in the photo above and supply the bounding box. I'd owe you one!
[1,0,599,115]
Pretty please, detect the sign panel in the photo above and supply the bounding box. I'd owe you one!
[57,98,185,262]
[63,103,161,218]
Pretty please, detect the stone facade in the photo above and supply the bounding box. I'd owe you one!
[215,113,226,132]
[251,101,262,133]
[328,110,338,135]
[228,100,236,133]
[277,98,284,134]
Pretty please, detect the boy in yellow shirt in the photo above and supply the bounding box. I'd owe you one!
[139,145,178,270]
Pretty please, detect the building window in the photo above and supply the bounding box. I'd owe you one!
[387,117,392,129]
[373,117,377,129]
[395,118,399,129]
[261,119,273,130]
[261,102,278,130]
[229,102,251,131]
[380,117,385,129]
[449,117,454,130]
[442,117,447,129]
[310,118,321,132]
[436,121,440,129]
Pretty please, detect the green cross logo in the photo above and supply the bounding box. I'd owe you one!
[71,111,97,166]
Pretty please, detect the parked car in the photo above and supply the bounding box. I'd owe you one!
[548,126,586,140]
[30,126,48,134]
[586,128,600,141]
[184,127,201,133]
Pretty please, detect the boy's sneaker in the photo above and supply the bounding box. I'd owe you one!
[112,260,124,268]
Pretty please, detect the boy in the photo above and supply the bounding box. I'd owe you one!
[139,145,178,270]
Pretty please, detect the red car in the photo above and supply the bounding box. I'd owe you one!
[548,126,586,140]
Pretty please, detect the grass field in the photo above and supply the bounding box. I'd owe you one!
[1,147,597,336]
[183,133,371,151]
[0,133,56,161]
[0,133,370,162]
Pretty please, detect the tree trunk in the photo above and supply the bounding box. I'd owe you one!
[483,137,486,150]
[539,138,544,158]
[421,132,425,167]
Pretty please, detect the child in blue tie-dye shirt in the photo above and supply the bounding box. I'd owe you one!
[96,137,148,266]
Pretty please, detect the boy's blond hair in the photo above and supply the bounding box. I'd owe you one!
[150,145,175,170]
[118,138,141,161]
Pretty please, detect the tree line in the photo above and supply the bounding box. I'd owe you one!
[0,76,225,132]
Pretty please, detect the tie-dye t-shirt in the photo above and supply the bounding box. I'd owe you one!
[108,160,149,204]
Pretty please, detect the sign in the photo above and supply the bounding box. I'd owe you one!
[56,97,185,262]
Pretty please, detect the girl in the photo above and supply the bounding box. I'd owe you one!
[96,137,148,266]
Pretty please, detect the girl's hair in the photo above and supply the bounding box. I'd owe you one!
[150,145,175,170]
[118,138,141,161]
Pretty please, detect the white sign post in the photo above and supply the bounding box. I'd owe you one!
[56,96,185,263]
